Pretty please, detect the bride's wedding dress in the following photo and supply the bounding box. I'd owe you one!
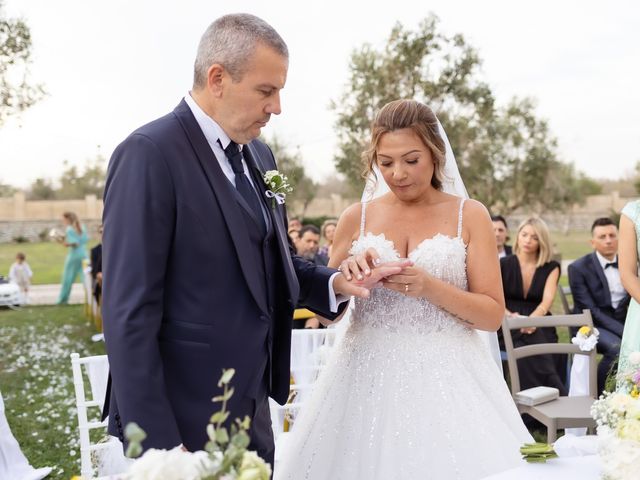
[276,199,532,479]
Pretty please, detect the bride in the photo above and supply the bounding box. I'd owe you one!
[276,99,531,479]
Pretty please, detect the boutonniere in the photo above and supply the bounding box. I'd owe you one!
[263,170,293,208]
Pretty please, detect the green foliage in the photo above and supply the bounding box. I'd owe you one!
[635,161,640,195]
[264,134,317,216]
[27,155,107,200]
[0,0,44,127]
[27,177,56,200]
[0,179,16,197]
[332,15,598,214]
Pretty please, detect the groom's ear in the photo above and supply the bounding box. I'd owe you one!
[207,64,225,97]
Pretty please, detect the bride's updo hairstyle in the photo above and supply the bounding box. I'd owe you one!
[362,99,446,191]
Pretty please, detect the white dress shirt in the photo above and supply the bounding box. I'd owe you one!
[595,251,626,309]
[183,93,344,312]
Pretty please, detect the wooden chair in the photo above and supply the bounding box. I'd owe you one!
[501,310,597,442]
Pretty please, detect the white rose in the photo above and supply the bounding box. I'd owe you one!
[127,447,215,480]
[629,352,640,366]
[237,451,271,480]
[610,392,633,413]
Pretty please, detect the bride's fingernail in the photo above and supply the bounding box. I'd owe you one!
[374,258,381,266]
[357,274,363,280]
[365,269,371,275]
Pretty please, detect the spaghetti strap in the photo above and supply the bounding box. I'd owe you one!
[360,202,367,238]
[456,198,466,238]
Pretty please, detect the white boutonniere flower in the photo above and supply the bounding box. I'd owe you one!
[262,170,293,208]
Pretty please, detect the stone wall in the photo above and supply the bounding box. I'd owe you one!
[0,220,103,243]
[0,192,103,221]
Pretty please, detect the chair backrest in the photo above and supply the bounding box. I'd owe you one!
[501,310,597,398]
[70,353,130,479]
[558,285,573,315]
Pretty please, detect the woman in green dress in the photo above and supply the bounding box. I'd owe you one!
[57,211,88,304]
[617,199,640,385]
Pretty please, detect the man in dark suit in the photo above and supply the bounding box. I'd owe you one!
[102,14,400,465]
[90,224,102,304]
[568,217,630,394]
[491,215,512,258]
[297,225,328,266]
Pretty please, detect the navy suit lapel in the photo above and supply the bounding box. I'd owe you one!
[589,252,612,307]
[245,142,300,302]
[172,100,269,316]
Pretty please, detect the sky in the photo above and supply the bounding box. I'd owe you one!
[1,0,639,189]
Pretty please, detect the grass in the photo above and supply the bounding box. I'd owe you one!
[0,305,105,479]
[550,230,593,261]
[0,241,99,285]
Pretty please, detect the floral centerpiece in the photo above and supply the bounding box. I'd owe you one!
[591,352,640,480]
[122,369,271,480]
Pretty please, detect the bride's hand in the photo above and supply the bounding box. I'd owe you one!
[338,247,383,281]
[382,266,428,297]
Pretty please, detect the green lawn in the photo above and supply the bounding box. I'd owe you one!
[550,230,593,262]
[0,241,99,285]
[0,305,105,479]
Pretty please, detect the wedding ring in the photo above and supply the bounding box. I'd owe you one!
[404,283,409,293]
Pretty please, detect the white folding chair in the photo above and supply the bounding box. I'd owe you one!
[271,328,339,440]
[70,353,130,479]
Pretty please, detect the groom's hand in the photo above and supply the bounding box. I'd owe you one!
[333,259,413,298]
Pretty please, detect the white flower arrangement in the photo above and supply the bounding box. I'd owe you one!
[571,325,599,352]
[591,351,640,480]
[262,170,293,207]
[122,369,271,480]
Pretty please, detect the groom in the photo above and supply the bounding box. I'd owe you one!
[101,13,393,465]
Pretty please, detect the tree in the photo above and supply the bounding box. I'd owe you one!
[635,161,640,195]
[332,15,593,214]
[57,155,107,199]
[0,179,15,197]
[27,177,55,200]
[0,1,44,127]
[265,134,317,217]
[26,154,107,200]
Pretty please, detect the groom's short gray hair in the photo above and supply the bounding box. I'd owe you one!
[193,13,288,88]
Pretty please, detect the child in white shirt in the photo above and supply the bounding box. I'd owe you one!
[9,252,33,302]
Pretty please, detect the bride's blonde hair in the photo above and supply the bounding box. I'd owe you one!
[362,99,446,190]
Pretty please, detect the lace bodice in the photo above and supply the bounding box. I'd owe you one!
[348,199,472,336]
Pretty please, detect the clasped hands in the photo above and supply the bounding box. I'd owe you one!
[332,247,424,299]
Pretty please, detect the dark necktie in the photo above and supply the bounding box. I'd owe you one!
[605,261,618,270]
[221,140,266,235]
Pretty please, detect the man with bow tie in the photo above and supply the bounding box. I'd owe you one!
[569,217,631,394]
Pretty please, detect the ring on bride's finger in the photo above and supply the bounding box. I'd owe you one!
[404,283,409,293]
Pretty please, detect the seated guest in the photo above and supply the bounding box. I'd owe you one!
[500,217,566,395]
[492,215,512,258]
[292,225,327,328]
[568,217,630,394]
[297,225,328,266]
[288,227,301,251]
[90,224,103,304]
[318,219,337,260]
[288,217,302,233]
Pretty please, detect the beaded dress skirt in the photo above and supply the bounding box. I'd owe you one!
[275,232,532,480]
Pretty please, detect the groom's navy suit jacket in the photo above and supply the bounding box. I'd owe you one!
[568,252,630,337]
[102,100,342,452]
